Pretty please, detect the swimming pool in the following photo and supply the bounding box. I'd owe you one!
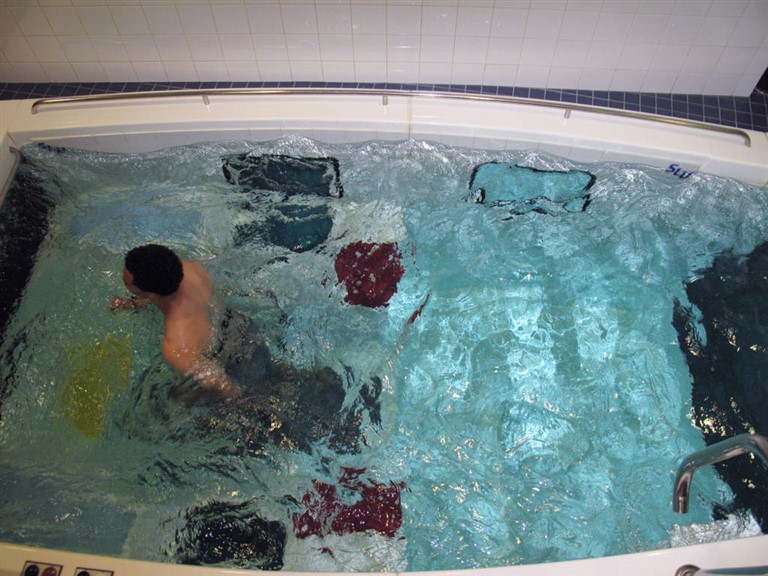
[1,90,767,576]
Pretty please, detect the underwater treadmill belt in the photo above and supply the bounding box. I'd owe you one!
[222,154,343,198]
[469,162,595,215]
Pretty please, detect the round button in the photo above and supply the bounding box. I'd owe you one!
[24,565,40,576]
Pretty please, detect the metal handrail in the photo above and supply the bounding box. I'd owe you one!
[673,433,768,514]
[677,563,768,575]
[29,87,753,147]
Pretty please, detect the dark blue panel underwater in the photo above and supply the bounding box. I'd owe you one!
[234,203,333,253]
[468,162,596,217]
[0,148,58,411]
[222,154,343,198]
[174,500,286,569]
[224,153,341,252]
[0,151,55,336]
[673,242,768,531]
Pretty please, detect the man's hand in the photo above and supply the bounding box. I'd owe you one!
[109,295,148,311]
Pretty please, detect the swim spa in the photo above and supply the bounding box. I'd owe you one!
[1,90,768,576]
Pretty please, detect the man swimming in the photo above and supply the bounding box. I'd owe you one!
[110,244,239,398]
[110,246,380,453]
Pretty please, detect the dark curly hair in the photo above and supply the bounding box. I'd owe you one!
[125,244,183,296]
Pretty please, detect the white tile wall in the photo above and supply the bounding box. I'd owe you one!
[0,0,766,96]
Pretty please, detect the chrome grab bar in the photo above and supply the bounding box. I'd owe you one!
[29,87,753,147]
[673,433,768,514]
[677,563,768,575]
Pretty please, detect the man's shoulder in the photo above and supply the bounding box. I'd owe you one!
[182,260,212,281]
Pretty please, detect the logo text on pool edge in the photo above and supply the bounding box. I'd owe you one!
[666,163,695,179]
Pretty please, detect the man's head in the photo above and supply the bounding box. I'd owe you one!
[124,244,183,297]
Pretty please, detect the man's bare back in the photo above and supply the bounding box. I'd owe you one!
[154,260,212,373]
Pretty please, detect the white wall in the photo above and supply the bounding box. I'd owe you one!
[1,0,767,96]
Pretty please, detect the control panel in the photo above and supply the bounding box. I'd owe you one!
[22,562,62,576]
[21,561,114,576]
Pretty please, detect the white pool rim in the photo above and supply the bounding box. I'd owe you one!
[1,536,767,576]
[0,89,766,576]
[2,89,767,192]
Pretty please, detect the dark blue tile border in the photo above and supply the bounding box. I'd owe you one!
[1,81,766,132]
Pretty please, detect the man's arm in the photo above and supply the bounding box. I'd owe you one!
[162,342,241,399]
[191,358,242,398]
[109,295,150,311]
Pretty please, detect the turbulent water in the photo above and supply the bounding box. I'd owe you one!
[1,137,766,571]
